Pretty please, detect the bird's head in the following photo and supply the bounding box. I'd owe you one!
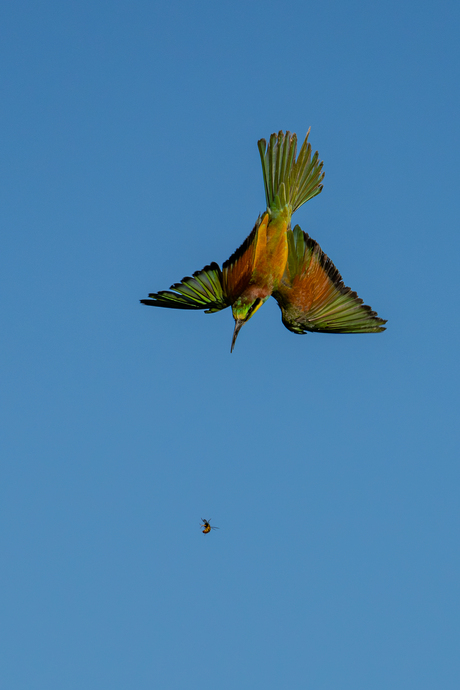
[230,295,267,352]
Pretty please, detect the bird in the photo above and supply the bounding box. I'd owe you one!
[201,519,219,534]
[141,130,386,351]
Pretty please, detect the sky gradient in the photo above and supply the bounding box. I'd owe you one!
[1,1,460,688]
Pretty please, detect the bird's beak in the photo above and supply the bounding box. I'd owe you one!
[230,319,244,353]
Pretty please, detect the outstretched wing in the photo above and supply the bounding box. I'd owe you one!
[273,226,387,334]
[222,215,267,303]
[140,262,230,313]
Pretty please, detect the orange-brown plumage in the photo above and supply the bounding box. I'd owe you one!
[140,130,387,348]
[285,246,336,312]
[252,215,289,292]
[222,221,259,303]
[273,227,386,334]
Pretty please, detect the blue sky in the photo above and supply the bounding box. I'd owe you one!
[1,0,459,688]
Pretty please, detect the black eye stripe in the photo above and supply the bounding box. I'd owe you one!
[246,298,262,319]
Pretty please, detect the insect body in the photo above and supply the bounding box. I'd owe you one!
[201,519,219,534]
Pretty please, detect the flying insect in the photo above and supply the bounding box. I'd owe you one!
[201,519,219,534]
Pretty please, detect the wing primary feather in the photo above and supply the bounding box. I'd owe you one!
[141,262,229,312]
[273,227,387,334]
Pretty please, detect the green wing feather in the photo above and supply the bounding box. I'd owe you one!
[141,262,230,313]
[257,130,325,216]
[273,226,387,334]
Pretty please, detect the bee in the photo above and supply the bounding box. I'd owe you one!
[201,518,219,534]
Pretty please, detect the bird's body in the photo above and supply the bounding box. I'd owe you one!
[141,130,386,350]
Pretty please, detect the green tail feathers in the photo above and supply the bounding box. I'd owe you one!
[258,130,324,217]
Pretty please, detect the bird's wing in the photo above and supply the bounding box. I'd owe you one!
[272,226,387,334]
[222,216,267,303]
[140,262,230,313]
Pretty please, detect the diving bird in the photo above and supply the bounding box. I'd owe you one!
[141,130,386,351]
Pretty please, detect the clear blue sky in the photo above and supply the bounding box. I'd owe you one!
[1,1,459,688]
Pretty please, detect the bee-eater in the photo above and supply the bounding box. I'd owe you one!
[141,130,386,351]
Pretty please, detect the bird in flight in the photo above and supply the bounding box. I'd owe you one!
[141,130,386,351]
[201,519,219,534]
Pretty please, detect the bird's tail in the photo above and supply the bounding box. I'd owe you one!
[257,130,324,217]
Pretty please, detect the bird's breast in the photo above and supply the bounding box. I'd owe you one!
[251,214,289,293]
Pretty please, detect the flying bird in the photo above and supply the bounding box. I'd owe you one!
[201,519,219,534]
[141,130,386,351]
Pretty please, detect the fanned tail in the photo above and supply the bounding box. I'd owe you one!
[257,130,324,217]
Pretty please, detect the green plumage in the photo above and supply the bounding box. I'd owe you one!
[257,130,325,217]
[273,226,387,334]
[140,129,387,350]
[140,262,229,313]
